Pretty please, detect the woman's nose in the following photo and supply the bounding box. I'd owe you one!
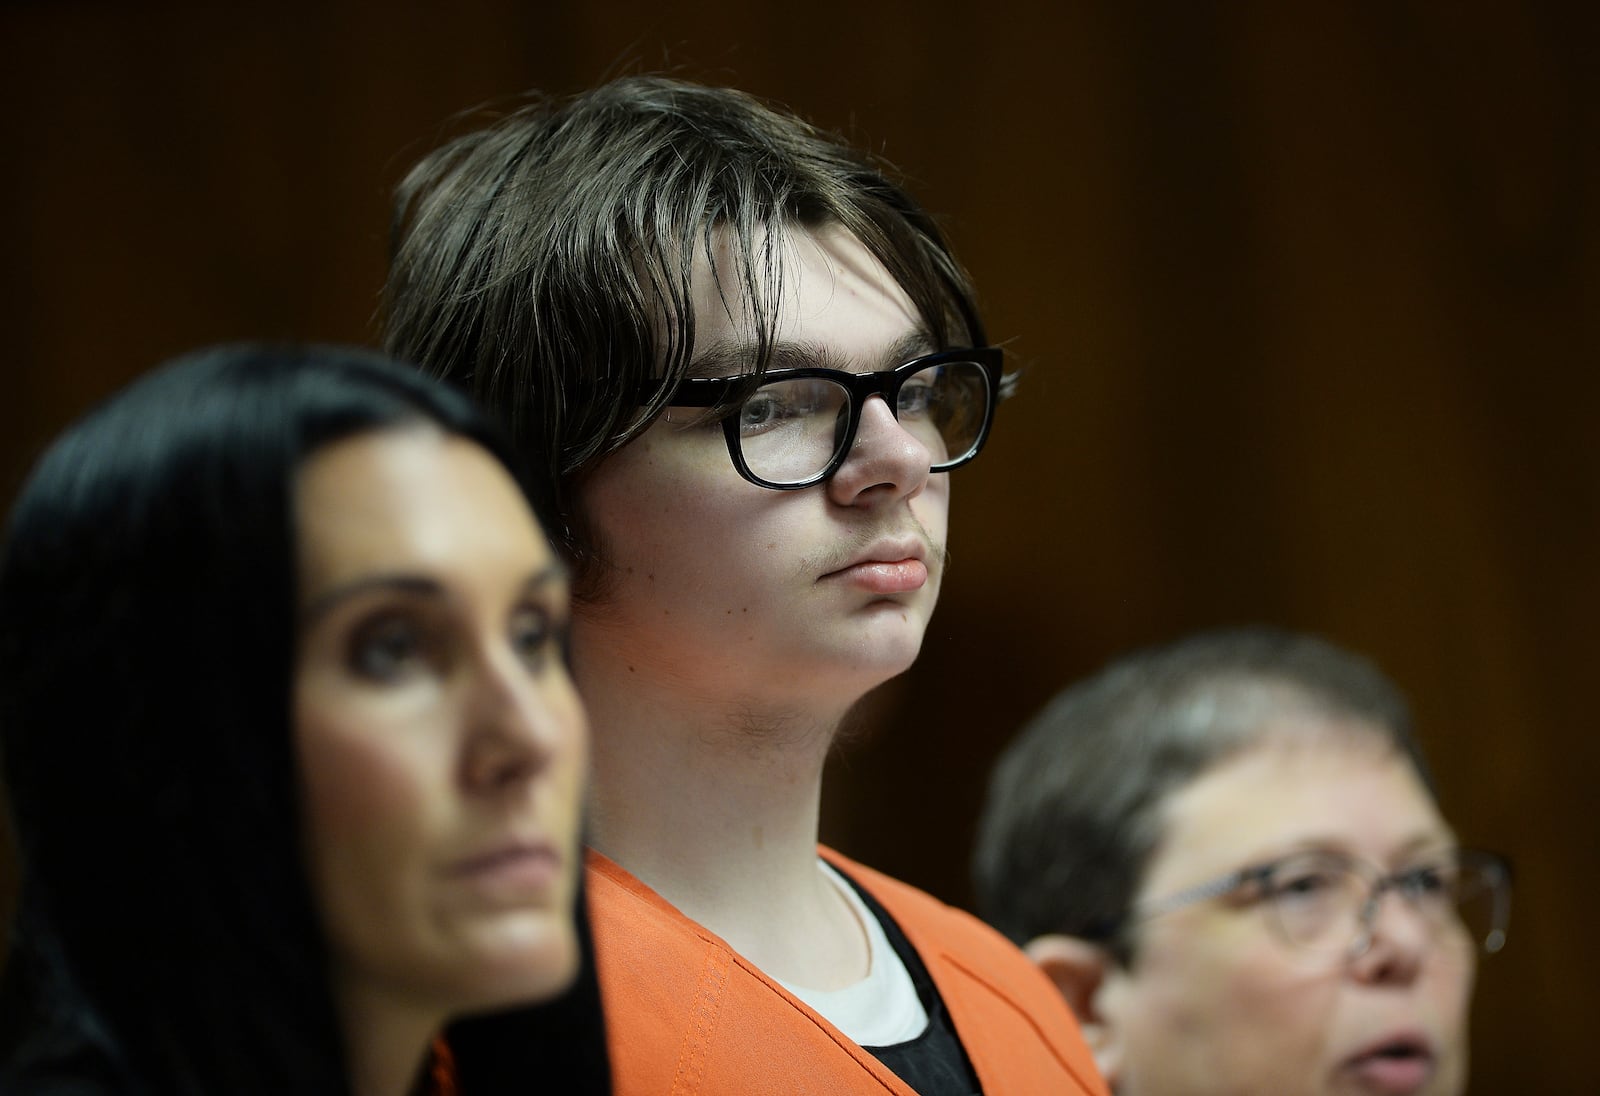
[1347,888,1433,985]
[459,656,573,794]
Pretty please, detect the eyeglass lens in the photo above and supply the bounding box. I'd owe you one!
[1263,853,1506,956]
[734,360,991,486]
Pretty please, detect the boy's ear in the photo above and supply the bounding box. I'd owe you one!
[1024,933,1124,1085]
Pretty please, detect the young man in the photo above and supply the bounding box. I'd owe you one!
[385,77,1105,1095]
[972,628,1512,1095]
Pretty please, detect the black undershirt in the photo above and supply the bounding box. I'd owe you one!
[834,869,982,1096]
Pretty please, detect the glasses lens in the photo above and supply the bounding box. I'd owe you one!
[1265,851,1511,957]
[735,377,851,486]
[1262,853,1366,952]
[1436,855,1510,954]
[897,360,992,469]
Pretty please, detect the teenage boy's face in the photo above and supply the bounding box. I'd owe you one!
[574,224,950,709]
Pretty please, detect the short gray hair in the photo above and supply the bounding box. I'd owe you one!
[971,627,1431,964]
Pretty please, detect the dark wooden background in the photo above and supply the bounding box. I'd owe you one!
[3,4,1593,1091]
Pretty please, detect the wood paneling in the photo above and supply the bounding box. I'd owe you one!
[3,4,1592,1090]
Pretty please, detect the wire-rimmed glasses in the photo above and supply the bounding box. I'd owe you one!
[635,347,1004,490]
[1126,848,1512,960]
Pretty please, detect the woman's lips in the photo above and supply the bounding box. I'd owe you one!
[444,843,562,903]
[1342,1035,1436,1094]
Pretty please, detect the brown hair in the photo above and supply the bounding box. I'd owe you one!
[384,76,985,585]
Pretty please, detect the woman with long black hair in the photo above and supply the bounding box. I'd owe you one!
[0,345,609,1095]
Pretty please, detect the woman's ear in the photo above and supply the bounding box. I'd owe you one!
[1025,933,1124,1086]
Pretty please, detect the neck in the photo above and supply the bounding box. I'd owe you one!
[335,982,441,1096]
[575,638,874,989]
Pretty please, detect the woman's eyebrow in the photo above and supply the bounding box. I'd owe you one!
[1390,832,1461,862]
[301,563,567,625]
[520,563,570,599]
[300,574,444,625]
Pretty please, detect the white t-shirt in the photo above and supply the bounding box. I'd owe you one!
[776,860,929,1046]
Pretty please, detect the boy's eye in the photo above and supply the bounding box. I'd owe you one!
[738,393,782,429]
[738,390,805,432]
[898,375,938,416]
[736,380,845,436]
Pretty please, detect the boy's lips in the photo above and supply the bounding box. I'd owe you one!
[820,535,932,593]
[820,534,929,575]
[828,558,929,594]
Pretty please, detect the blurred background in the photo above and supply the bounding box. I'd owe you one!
[3,3,1593,1090]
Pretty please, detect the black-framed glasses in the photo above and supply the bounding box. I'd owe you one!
[635,347,1004,490]
[1125,848,1512,960]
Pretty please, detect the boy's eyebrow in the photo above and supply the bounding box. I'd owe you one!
[685,328,940,379]
[883,329,941,366]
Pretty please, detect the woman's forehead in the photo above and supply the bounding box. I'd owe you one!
[1142,726,1450,892]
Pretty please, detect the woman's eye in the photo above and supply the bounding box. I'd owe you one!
[510,606,559,669]
[1397,864,1454,902]
[348,616,425,682]
[1265,868,1342,908]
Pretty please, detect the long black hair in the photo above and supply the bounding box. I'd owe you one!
[0,344,607,1094]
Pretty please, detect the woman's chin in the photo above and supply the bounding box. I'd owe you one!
[454,918,583,1012]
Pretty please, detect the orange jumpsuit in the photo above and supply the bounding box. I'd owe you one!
[588,847,1109,1095]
